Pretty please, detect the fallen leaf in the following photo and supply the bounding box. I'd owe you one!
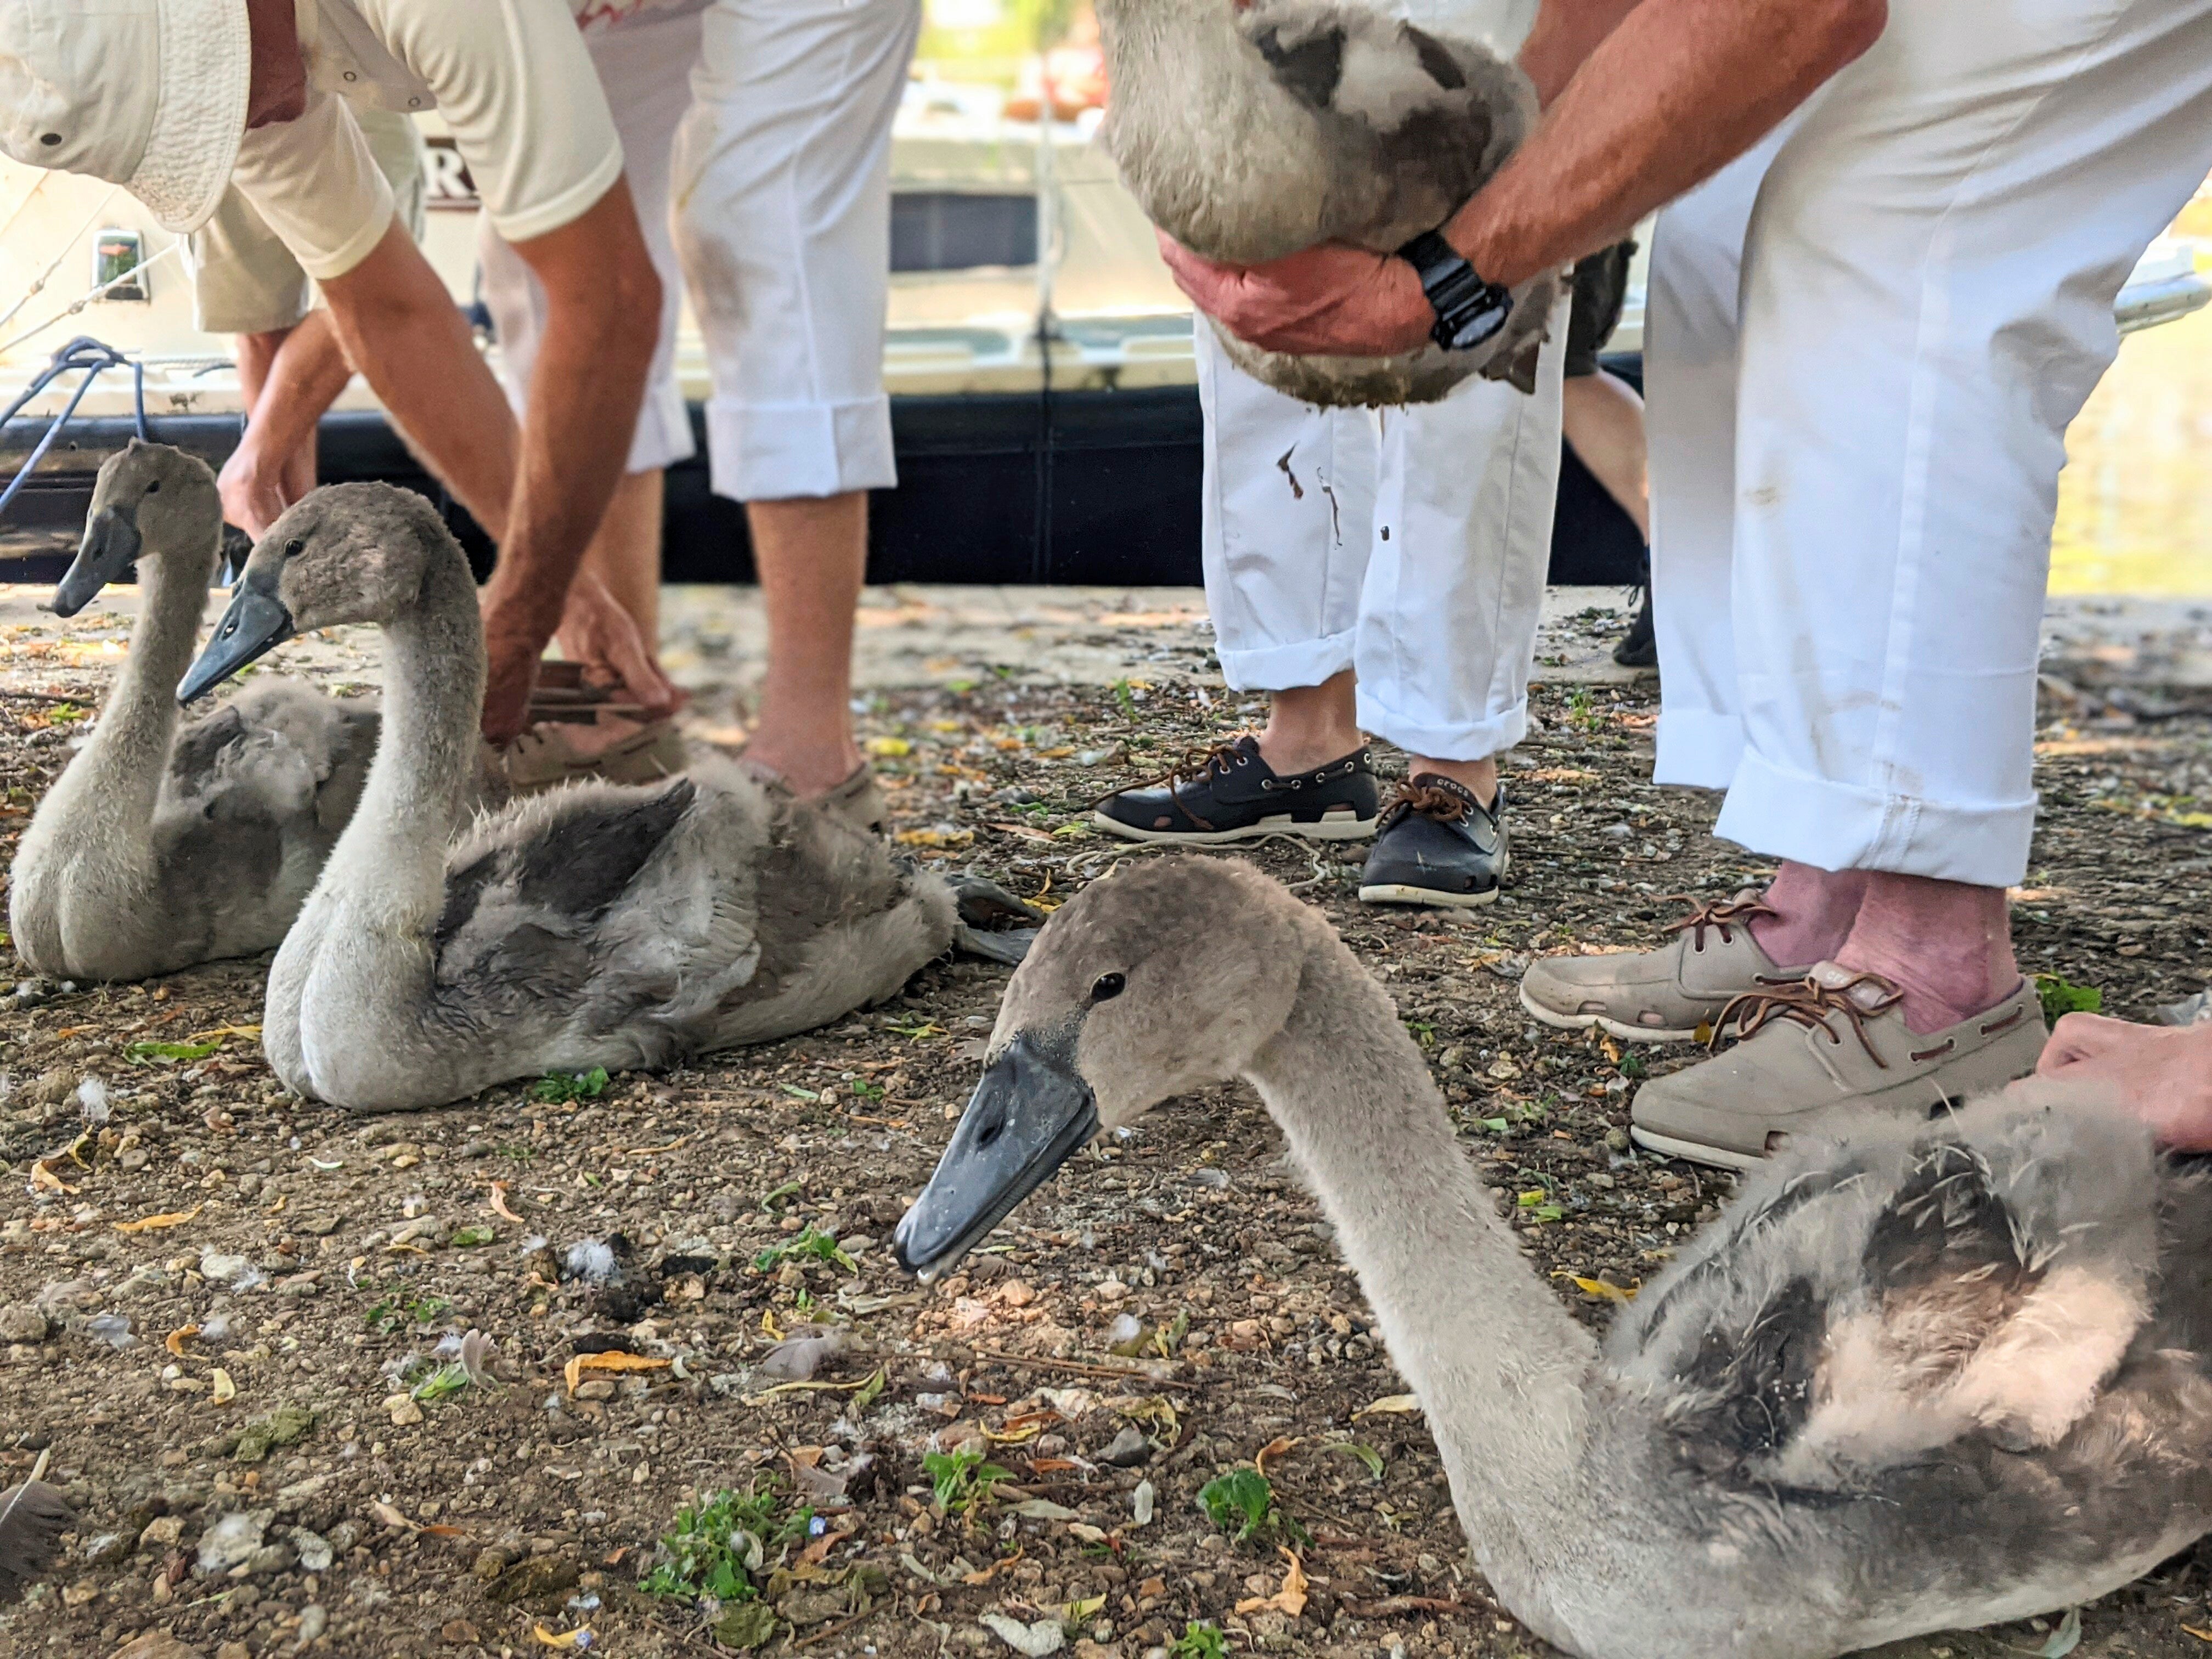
[1356,1394,1422,1417]
[116,1204,204,1234]
[1254,1435,1300,1476]
[2039,1607,2082,1659]
[962,1547,1023,1585]
[27,1160,75,1194]
[533,1624,594,1649]
[1324,1441,1385,1481]
[2181,1626,2212,1643]
[370,1500,424,1532]
[562,1351,671,1395]
[489,1182,524,1224]
[210,1367,236,1405]
[165,1325,200,1357]
[865,736,912,757]
[1234,1547,1308,1620]
[1568,1276,1639,1304]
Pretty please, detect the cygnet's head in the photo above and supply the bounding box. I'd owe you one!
[894,857,1311,1279]
[54,441,221,617]
[178,483,453,704]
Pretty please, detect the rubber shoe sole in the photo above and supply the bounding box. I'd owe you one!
[1092,807,1377,845]
[1358,851,1511,909]
[1628,1125,1763,1171]
[1517,984,1702,1045]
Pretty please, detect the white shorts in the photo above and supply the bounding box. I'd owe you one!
[189,107,427,337]
[1198,304,1567,763]
[476,8,701,476]
[1645,0,2212,887]
[672,0,922,501]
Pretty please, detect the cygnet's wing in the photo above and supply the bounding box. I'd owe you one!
[430,776,728,1039]
[1607,1096,2183,1493]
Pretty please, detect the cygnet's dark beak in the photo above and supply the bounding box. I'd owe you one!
[178,575,294,704]
[53,505,142,617]
[894,1032,1098,1281]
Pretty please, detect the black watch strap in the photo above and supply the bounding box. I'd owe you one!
[1398,230,1513,354]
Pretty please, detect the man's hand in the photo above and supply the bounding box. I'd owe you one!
[2025,1012,2212,1149]
[216,436,290,538]
[1159,233,1433,358]
[477,596,550,746]
[554,572,684,719]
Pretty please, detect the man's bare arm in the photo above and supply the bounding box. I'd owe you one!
[319,218,520,537]
[1449,0,1886,286]
[1517,0,1646,109]
[475,180,661,741]
[221,311,355,534]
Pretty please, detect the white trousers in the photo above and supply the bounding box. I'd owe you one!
[673,0,921,501]
[1647,0,2212,887]
[1198,310,1566,761]
[479,0,919,497]
[477,9,701,476]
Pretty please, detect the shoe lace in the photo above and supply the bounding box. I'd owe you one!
[1378,780,1471,832]
[1658,891,1778,951]
[1088,737,1250,831]
[1712,971,1905,1068]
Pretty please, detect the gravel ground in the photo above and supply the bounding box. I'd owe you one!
[1,650,2210,1659]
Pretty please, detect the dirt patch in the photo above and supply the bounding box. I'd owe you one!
[1,668,2209,1659]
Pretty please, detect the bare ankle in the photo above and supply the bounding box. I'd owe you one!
[743,732,865,800]
[1254,727,1364,777]
[1834,872,2017,1034]
[1746,862,1869,969]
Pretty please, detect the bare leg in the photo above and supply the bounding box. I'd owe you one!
[1745,861,1871,967]
[1561,368,1650,538]
[1254,670,1499,806]
[1252,672,1363,775]
[1833,873,2019,1034]
[741,490,867,799]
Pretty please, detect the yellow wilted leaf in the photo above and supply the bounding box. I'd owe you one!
[893,828,973,848]
[562,1351,672,1395]
[210,1367,236,1405]
[116,1203,204,1234]
[533,1624,594,1649]
[1357,1393,1421,1417]
[1570,1276,1639,1304]
[864,736,911,758]
[1234,1548,1308,1619]
[1254,1435,1300,1476]
[165,1325,200,1357]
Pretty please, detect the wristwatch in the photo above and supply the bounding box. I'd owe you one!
[1398,230,1514,353]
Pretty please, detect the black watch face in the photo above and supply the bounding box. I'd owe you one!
[1441,294,1511,353]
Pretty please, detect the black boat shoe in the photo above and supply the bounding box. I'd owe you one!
[1092,735,1380,844]
[1358,775,1509,908]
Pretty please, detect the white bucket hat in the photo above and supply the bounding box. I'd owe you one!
[0,0,252,234]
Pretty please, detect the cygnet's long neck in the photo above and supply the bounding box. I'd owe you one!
[325,540,486,924]
[73,540,217,820]
[1243,925,1599,1605]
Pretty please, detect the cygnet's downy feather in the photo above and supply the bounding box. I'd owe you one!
[8,443,382,981]
[1100,0,1559,405]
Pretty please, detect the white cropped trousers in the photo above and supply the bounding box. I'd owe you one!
[1198,308,1566,762]
[1646,0,2212,886]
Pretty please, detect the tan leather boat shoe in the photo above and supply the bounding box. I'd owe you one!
[1519,891,1814,1042]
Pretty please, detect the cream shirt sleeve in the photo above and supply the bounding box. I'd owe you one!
[228,88,396,282]
[352,0,625,244]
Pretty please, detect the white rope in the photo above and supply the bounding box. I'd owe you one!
[0,238,182,361]
[0,185,122,337]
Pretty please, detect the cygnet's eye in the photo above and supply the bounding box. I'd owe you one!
[1090,972,1126,1004]
[144,479,161,495]
[284,538,304,558]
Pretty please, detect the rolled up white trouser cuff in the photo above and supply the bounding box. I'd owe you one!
[1214,628,1358,697]
[703,394,897,504]
[476,9,701,475]
[1645,0,2212,888]
[1716,751,2038,890]
[1197,307,1565,762]
[676,0,919,502]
